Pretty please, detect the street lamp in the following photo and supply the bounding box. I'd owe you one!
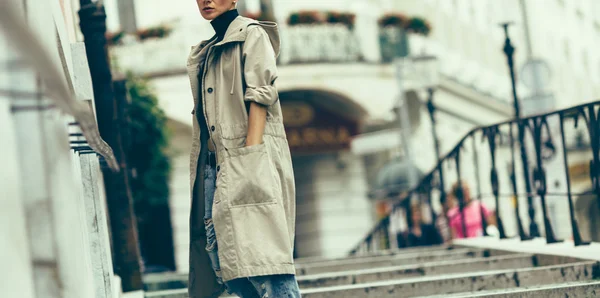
[500,23,540,239]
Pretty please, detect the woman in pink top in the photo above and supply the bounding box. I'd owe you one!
[447,181,495,239]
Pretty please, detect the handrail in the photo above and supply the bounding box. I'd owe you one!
[351,100,600,254]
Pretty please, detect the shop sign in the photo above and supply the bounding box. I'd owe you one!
[282,101,359,154]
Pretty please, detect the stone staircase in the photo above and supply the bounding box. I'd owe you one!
[144,239,600,297]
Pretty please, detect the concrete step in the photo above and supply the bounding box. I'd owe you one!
[433,280,600,297]
[297,254,535,288]
[146,262,598,298]
[296,245,450,265]
[143,273,187,293]
[300,261,598,298]
[144,248,486,292]
[296,248,486,276]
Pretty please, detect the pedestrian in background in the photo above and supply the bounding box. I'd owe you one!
[398,203,443,247]
[187,1,300,297]
[447,181,496,239]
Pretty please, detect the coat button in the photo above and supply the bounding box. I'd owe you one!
[216,165,220,172]
[211,126,216,132]
[207,87,213,93]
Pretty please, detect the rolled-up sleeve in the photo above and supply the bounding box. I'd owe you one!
[242,26,278,106]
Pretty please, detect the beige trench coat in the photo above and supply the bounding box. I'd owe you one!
[186,17,296,298]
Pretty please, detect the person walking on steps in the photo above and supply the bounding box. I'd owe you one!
[187,1,301,297]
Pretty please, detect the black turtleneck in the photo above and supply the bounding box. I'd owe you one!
[211,9,239,41]
[195,9,239,153]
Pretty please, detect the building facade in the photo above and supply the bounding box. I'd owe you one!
[105,0,600,272]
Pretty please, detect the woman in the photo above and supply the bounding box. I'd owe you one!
[398,203,443,248]
[187,1,300,297]
[447,181,496,239]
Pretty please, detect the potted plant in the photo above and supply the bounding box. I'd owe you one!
[287,10,324,26]
[406,17,431,36]
[136,24,173,41]
[378,13,411,62]
[244,11,276,22]
[326,12,356,29]
[378,13,409,27]
[378,13,432,62]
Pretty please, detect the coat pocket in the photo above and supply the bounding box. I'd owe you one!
[222,142,277,207]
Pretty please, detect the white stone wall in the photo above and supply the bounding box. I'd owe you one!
[1,0,116,297]
[165,121,194,273]
[525,0,600,107]
[294,153,373,258]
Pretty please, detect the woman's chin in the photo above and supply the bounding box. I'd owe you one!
[201,11,218,20]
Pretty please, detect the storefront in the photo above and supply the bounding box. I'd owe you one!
[279,90,375,258]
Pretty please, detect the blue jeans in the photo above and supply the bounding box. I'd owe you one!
[203,152,302,298]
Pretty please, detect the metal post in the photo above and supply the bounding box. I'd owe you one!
[508,123,532,240]
[471,137,488,236]
[559,114,590,246]
[78,1,143,291]
[501,23,540,238]
[484,127,508,239]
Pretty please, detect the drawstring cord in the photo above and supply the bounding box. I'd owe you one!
[230,55,236,95]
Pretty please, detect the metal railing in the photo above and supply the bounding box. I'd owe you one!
[350,100,600,255]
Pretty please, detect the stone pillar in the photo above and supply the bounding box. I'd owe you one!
[71,41,115,298]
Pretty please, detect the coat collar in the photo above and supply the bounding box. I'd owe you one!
[211,16,258,47]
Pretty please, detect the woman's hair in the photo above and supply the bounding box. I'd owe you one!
[451,180,471,205]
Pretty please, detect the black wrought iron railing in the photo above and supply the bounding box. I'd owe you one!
[350,101,600,255]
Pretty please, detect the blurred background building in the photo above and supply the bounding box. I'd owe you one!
[3,0,600,296]
[101,0,600,273]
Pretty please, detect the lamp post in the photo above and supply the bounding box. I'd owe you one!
[500,23,540,238]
